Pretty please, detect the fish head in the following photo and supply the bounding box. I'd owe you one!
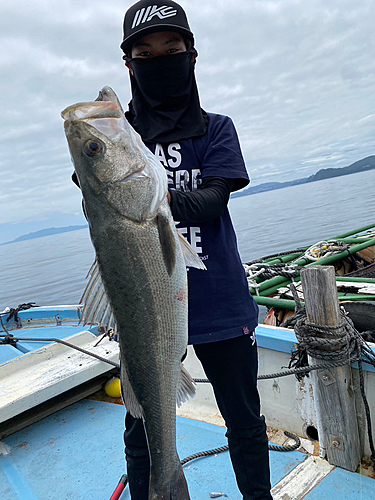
[62,87,168,221]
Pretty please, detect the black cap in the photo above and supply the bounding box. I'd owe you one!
[120,0,194,54]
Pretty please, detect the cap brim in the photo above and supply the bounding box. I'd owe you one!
[120,24,194,53]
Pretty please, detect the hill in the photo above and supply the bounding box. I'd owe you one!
[232,155,375,198]
[1,225,88,245]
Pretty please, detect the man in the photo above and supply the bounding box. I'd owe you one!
[120,2,273,498]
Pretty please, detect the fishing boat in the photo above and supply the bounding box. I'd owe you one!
[1,225,375,498]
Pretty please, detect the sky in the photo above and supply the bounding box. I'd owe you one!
[1,0,375,243]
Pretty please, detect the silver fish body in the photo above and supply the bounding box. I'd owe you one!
[62,87,203,499]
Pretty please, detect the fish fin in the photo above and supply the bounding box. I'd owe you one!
[80,259,117,334]
[157,214,176,277]
[149,464,190,499]
[176,364,196,408]
[177,232,207,270]
[121,359,144,419]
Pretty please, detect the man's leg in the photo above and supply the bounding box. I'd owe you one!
[124,412,150,500]
[194,334,273,500]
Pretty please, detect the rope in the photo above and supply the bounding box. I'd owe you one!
[303,240,350,262]
[358,352,375,462]
[246,248,307,266]
[6,303,38,324]
[244,262,302,283]
[294,321,356,362]
[268,431,301,452]
[181,445,229,465]
[113,430,301,495]
[194,357,362,384]
[181,431,301,466]
[0,334,120,370]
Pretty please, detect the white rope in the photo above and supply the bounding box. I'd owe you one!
[303,240,349,262]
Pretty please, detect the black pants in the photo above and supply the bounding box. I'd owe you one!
[124,334,273,500]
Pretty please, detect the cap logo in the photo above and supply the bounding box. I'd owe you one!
[131,5,178,29]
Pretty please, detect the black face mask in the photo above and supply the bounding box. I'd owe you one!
[126,50,207,143]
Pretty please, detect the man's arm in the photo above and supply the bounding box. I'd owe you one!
[168,177,235,223]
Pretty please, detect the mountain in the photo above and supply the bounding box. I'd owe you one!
[306,156,375,182]
[232,155,375,198]
[1,225,88,245]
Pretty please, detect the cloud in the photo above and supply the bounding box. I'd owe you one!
[1,0,375,229]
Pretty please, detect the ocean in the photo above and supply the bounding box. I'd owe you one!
[1,169,375,309]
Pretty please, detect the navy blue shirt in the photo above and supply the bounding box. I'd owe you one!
[147,113,259,345]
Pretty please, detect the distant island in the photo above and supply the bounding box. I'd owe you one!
[231,155,375,198]
[1,225,88,246]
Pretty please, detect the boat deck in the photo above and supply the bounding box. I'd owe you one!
[0,399,373,500]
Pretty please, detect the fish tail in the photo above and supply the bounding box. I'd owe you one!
[149,464,190,499]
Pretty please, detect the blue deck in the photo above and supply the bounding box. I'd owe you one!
[0,399,374,499]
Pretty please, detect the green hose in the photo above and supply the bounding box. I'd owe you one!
[255,238,375,297]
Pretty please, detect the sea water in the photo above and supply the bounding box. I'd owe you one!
[1,169,375,308]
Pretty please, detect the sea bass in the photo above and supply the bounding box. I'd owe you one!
[61,87,205,499]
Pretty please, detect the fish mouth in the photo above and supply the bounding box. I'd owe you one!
[61,87,128,140]
[61,101,122,121]
[62,103,126,140]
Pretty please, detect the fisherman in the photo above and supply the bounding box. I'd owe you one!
[119,1,273,499]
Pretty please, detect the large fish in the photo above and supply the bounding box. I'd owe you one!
[61,87,205,499]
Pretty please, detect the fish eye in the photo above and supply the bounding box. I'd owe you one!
[84,139,104,158]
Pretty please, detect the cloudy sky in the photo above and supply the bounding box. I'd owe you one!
[1,0,375,243]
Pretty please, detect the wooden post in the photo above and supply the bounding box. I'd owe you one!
[300,266,361,471]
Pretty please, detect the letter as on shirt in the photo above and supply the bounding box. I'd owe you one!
[175,170,190,191]
[167,143,182,168]
[190,227,202,254]
[178,227,202,254]
[154,144,168,167]
[191,169,202,190]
